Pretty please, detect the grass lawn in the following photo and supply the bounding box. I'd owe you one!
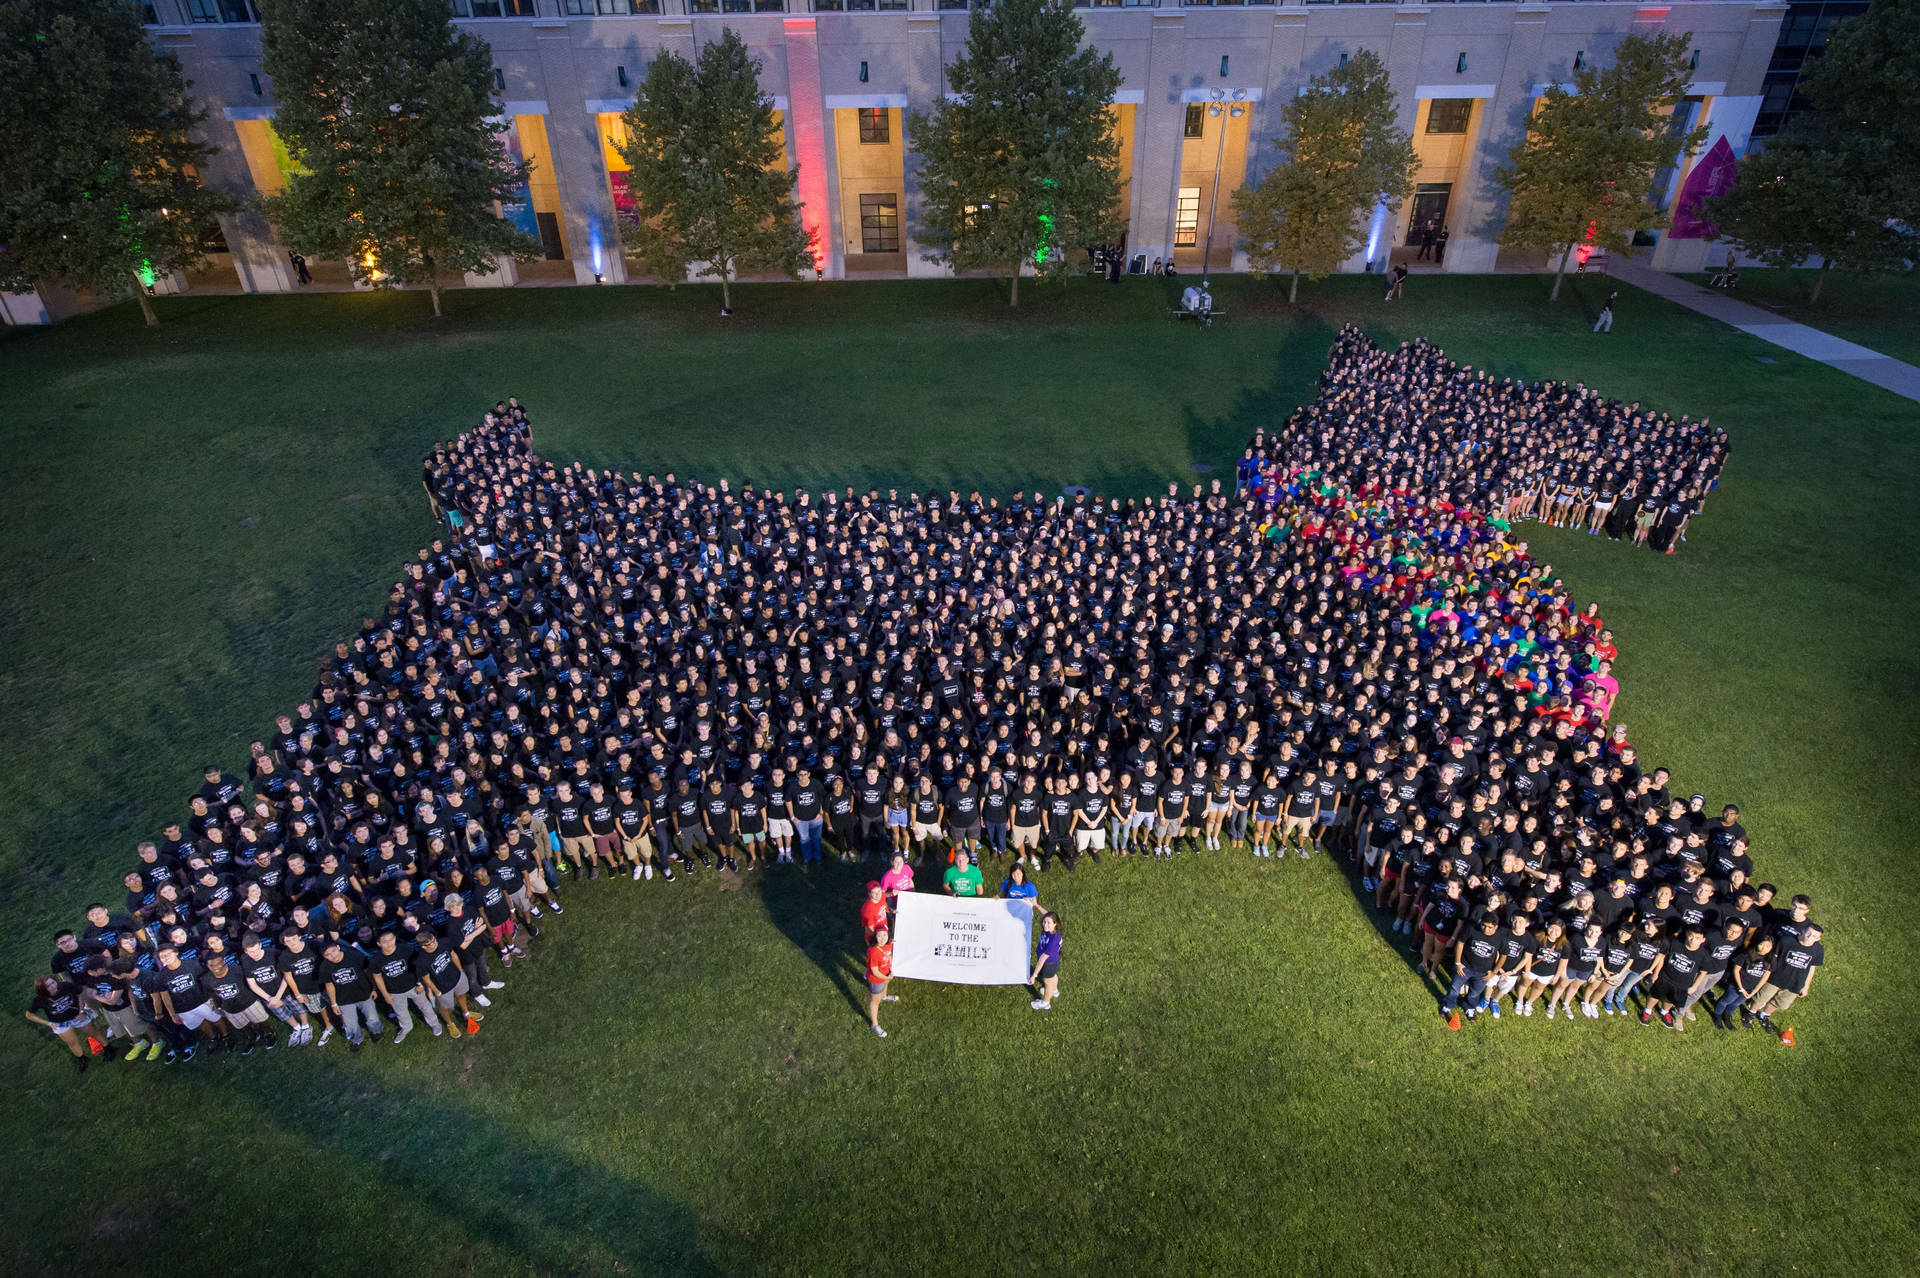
[2,273,1917,1276]
[1678,265,1920,366]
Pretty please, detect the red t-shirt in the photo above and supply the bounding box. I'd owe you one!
[866,942,893,984]
[860,897,887,937]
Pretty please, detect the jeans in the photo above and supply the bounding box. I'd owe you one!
[338,998,385,1043]
[983,823,1008,855]
[389,987,444,1036]
[1606,969,1647,1007]
[1442,968,1488,1014]
[1228,808,1251,843]
[1109,817,1128,851]
[796,817,824,864]
[1713,986,1750,1018]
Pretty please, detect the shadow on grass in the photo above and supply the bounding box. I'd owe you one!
[754,856,872,1024]
[177,1063,720,1274]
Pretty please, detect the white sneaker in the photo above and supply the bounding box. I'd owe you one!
[644,864,654,880]
[882,994,899,1002]
[872,1024,887,1038]
[474,994,493,1007]
[632,865,643,881]
[1030,999,1051,1011]
[393,1028,411,1045]
[317,1025,335,1047]
[484,981,506,991]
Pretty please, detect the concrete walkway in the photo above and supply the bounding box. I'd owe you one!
[1608,259,1920,404]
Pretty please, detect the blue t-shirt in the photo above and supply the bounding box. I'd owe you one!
[1001,879,1038,901]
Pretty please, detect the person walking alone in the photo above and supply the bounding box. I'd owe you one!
[1594,291,1617,333]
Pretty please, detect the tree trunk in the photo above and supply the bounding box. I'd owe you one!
[1809,258,1830,306]
[429,278,443,318]
[132,272,158,327]
[1009,261,1021,308]
[720,268,732,314]
[1289,269,1300,304]
[1549,244,1573,302]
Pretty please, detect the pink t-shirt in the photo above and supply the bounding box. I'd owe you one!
[880,865,914,897]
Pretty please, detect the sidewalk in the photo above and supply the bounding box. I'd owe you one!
[1608,259,1920,404]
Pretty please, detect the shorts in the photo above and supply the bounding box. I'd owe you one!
[949,825,980,846]
[1207,801,1231,816]
[1011,825,1041,850]
[100,1004,146,1039]
[526,869,551,896]
[738,830,766,845]
[177,1003,222,1031]
[867,980,889,995]
[295,991,326,1014]
[507,887,532,914]
[1565,969,1596,985]
[886,808,909,828]
[560,834,594,860]
[226,1001,268,1028]
[434,973,471,1009]
[675,829,708,852]
[489,919,517,946]
[620,835,654,863]
[767,819,795,840]
[911,821,942,843]
[50,1013,94,1037]
[1128,811,1155,829]
[1154,818,1181,839]
[1651,975,1691,1005]
[1038,961,1060,980]
[1075,828,1107,852]
[266,999,300,1023]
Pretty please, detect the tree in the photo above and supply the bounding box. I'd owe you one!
[1495,32,1707,301]
[616,28,811,315]
[259,0,537,318]
[1702,0,1920,304]
[0,0,233,327]
[1233,49,1416,303]
[908,0,1123,307]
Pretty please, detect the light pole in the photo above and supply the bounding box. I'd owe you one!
[1201,89,1248,285]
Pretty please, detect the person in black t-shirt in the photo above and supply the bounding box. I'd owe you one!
[1747,923,1823,1036]
[1442,913,1502,1022]
[320,939,385,1052]
[25,976,93,1073]
[371,931,443,1043]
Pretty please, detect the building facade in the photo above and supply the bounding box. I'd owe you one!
[10,0,1793,317]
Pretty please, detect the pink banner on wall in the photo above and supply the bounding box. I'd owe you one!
[1670,137,1740,239]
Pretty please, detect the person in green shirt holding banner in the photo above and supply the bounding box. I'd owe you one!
[943,850,984,898]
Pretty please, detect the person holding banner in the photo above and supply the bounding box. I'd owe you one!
[999,862,1041,911]
[943,851,985,898]
[1028,913,1063,1011]
[866,925,896,1038]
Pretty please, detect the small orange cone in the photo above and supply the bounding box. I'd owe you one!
[1780,1026,1795,1046]
[87,1036,106,1055]
[1446,1009,1462,1032]
[466,1015,481,1036]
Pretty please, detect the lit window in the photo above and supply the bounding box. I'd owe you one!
[1184,104,1205,140]
[858,108,889,145]
[860,193,900,253]
[1174,187,1200,247]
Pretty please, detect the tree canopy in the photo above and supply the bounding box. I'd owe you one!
[1234,49,1417,302]
[0,0,233,326]
[1702,0,1920,303]
[1495,32,1707,300]
[615,27,811,314]
[908,0,1123,306]
[259,0,537,316]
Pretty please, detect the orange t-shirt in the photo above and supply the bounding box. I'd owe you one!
[866,942,893,984]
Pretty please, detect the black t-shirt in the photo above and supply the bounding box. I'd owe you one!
[790,782,824,822]
[147,960,211,1012]
[204,966,255,1013]
[947,785,981,826]
[276,945,323,996]
[1771,939,1824,995]
[322,951,374,1004]
[416,944,461,991]
[1460,931,1500,973]
[374,945,421,994]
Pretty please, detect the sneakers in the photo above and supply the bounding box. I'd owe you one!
[317,1025,335,1047]
[1659,1009,1676,1029]
[447,1021,463,1039]
[475,994,493,1007]
[144,1042,163,1062]
[662,866,675,882]
[430,1025,443,1038]
[633,865,644,881]
[872,1024,887,1038]
[348,1037,362,1054]
[549,900,563,914]
[1030,999,1051,1011]
[484,981,506,991]
[467,1009,483,1022]
[124,1042,146,1062]
[1488,1000,1502,1020]
[1464,1008,1477,1022]
[643,864,654,880]
[882,994,899,1002]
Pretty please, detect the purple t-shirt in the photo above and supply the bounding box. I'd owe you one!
[1036,931,1063,966]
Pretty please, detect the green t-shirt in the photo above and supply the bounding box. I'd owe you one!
[944,864,984,897]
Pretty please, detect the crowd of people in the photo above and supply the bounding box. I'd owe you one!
[1239,327,1729,554]
[28,329,1819,1074]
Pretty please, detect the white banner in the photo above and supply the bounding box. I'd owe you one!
[890,892,1035,986]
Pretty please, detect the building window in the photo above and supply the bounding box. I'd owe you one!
[1426,99,1472,134]
[568,0,662,12]
[1174,187,1200,247]
[1184,104,1205,139]
[858,107,889,144]
[456,0,539,14]
[860,193,900,253]
[187,0,259,21]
